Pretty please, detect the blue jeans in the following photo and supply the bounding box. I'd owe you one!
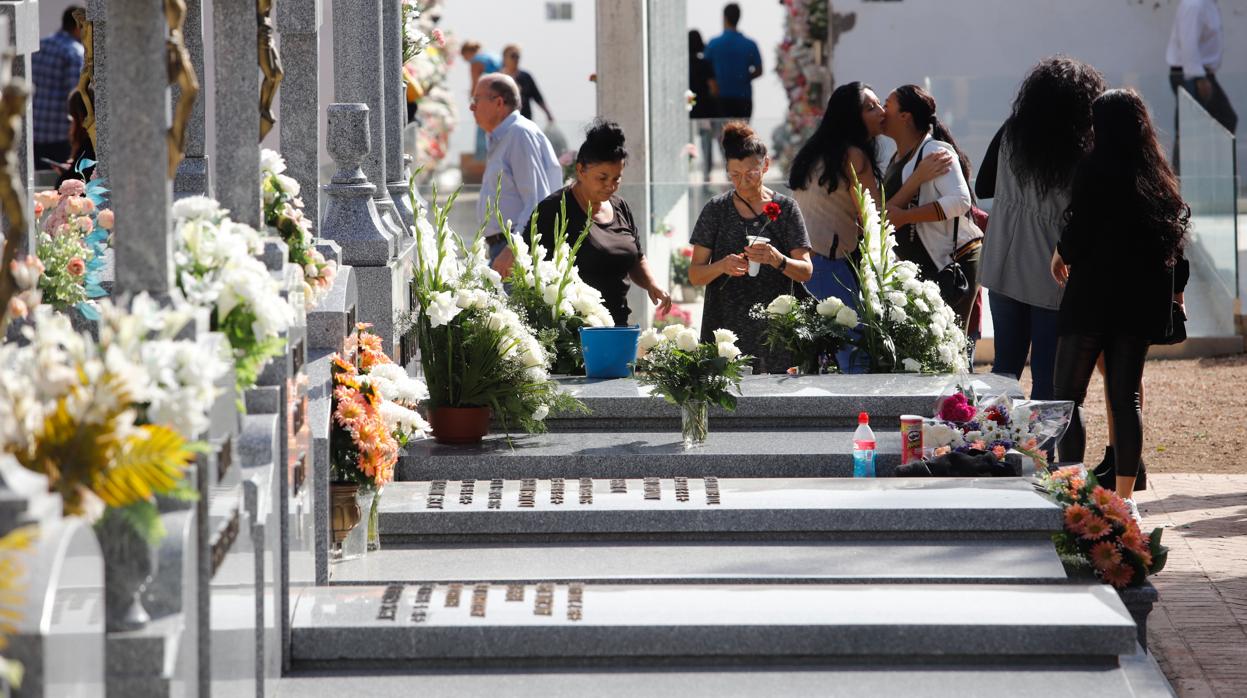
[989,291,1059,399]
[808,254,869,374]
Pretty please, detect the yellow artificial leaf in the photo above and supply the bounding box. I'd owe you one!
[91,424,194,509]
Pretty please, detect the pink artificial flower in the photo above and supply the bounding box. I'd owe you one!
[74,215,94,232]
[34,202,43,218]
[97,209,115,230]
[7,297,27,319]
[683,143,699,160]
[34,190,61,212]
[558,150,576,167]
[431,29,445,47]
[937,392,977,422]
[66,258,86,277]
[58,179,86,197]
[65,196,95,216]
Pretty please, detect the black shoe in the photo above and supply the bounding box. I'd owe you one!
[1092,446,1115,483]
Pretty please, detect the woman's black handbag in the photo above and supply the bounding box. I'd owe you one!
[1155,265,1187,345]
[935,217,972,306]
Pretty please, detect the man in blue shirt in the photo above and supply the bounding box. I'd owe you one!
[470,73,562,267]
[32,8,85,172]
[704,3,763,119]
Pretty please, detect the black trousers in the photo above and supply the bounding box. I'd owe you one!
[1170,68,1238,173]
[1054,333,1150,478]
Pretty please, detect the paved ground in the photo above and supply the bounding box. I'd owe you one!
[1138,474,1247,697]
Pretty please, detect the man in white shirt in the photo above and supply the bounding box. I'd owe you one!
[1167,0,1237,167]
[471,73,563,264]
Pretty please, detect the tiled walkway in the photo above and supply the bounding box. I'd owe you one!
[1138,474,1247,697]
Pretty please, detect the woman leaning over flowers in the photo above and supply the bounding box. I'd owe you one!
[688,122,812,373]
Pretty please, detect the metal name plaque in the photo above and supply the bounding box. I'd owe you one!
[369,582,587,624]
[421,478,725,510]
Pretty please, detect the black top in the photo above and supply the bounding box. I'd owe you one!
[1056,172,1190,340]
[515,70,547,121]
[883,146,939,279]
[528,187,642,326]
[975,124,1005,199]
[690,192,812,373]
[688,52,719,119]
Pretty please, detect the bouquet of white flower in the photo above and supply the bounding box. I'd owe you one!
[172,196,296,393]
[405,185,582,441]
[634,324,751,447]
[750,293,857,374]
[499,192,614,374]
[846,172,968,373]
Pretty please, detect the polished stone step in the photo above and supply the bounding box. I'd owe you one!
[543,373,1020,431]
[328,540,1067,585]
[376,478,1058,542]
[398,429,906,480]
[289,582,1137,667]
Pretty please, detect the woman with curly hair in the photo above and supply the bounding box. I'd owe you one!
[1050,89,1189,520]
[976,56,1106,400]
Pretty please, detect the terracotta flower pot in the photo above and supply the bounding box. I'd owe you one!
[330,482,362,545]
[429,406,491,444]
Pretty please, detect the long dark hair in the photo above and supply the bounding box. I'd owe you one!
[788,82,879,192]
[689,29,705,56]
[892,84,973,186]
[1067,89,1188,266]
[1005,56,1106,196]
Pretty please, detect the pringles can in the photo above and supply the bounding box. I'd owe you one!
[900,415,924,464]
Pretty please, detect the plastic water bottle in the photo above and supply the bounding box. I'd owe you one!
[853,411,876,478]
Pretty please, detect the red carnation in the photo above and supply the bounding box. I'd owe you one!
[763,202,782,222]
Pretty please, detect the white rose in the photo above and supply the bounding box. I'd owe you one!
[638,328,663,351]
[662,323,685,340]
[275,174,301,197]
[455,288,477,308]
[712,328,738,344]
[717,342,741,360]
[766,294,797,316]
[815,296,843,317]
[923,421,961,447]
[675,329,700,352]
[531,405,549,421]
[901,358,922,372]
[259,148,286,174]
[834,306,859,327]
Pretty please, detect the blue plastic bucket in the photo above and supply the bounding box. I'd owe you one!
[579,325,641,378]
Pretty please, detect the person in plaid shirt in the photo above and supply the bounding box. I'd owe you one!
[32,8,85,172]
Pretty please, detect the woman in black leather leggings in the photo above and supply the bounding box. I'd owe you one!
[1049,89,1189,520]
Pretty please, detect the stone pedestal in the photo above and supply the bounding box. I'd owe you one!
[172,0,209,199]
[212,0,260,226]
[277,0,323,227]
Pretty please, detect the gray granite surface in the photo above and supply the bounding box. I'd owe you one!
[381,0,415,231]
[320,103,394,265]
[212,0,261,227]
[277,645,1174,698]
[546,373,1022,430]
[376,478,1060,539]
[398,429,907,480]
[277,0,323,227]
[306,262,357,351]
[306,350,335,585]
[328,540,1067,584]
[290,582,1137,664]
[172,0,209,197]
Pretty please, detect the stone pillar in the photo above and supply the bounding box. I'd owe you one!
[0,0,38,249]
[277,0,323,229]
[332,0,404,240]
[173,0,209,199]
[106,0,174,298]
[213,0,261,227]
[382,0,414,231]
[596,0,652,326]
[86,0,109,183]
[320,103,405,355]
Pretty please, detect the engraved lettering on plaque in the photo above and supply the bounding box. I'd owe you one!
[445,583,463,607]
[426,480,447,510]
[506,584,524,602]
[643,477,661,501]
[518,479,536,508]
[488,478,504,510]
[610,478,627,494]
[550,478,565,505]
[377,584,404,621]
[704,477,721,505]
[674,476,690,502]
[534,583,554,616]
[567,583,584,621]
[292,395,306,433]
[471,584,489,617]
[410,584,432,624]
[579,478,593,505]
[459,480,475,505]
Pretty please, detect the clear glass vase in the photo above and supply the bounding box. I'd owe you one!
[367,486,383,552]
[681,400,709,449]
[339,484,376,561]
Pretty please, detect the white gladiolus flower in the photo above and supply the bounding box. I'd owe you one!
[835,306,859,327]
[717,342,741,360]
[712,328,738,344]
[766,294,797,316]
[426,290,463,328]
[815,296,843,316]
[662,323,685,340]
[675,328,700,352]
[894,264,917,282]
[541,283,561,305]
[531,405,549,421]
[638,328,663,352]
[901,358,922,372]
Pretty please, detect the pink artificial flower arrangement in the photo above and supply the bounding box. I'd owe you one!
[937,391,977,422]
